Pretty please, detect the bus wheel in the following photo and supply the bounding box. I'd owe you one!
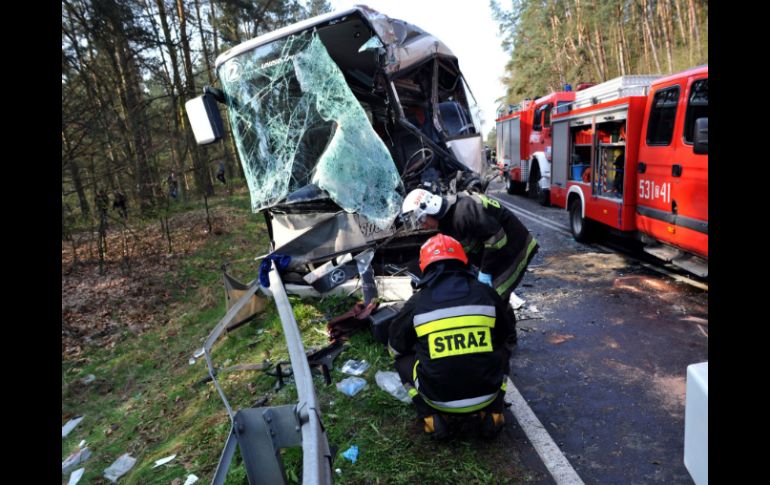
[569,199,593,243]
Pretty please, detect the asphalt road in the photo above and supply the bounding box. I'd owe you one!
[488,181,709,484]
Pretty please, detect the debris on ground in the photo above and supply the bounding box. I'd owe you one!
[509,291,526,310]
[336,377,367,397]
[103,453,137,483]
[67,467,85,485]
[81,374,96,384]
[341,445,359,463]
[375,371,411,403]
[62,415,85,438]
[183,473,199,485]
[152,454,177,468]
[340,359,370,376]
[62,448,91,475]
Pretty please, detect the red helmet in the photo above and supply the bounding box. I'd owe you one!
[419,234,468,272]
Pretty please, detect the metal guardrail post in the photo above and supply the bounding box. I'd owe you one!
[268,261,334,485]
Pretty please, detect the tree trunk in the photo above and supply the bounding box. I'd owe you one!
[687,0,701,61]
[660,0,674,72]
[178,0,215,197]
[673,0,688,60]
[617,4,628,76]
[641,0,662,73]
[63,132,91,220]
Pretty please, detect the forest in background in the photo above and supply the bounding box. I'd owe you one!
[61,0,331,238]
[491,0,708,104]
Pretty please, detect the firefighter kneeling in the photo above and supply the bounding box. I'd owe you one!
[388,234,513,440]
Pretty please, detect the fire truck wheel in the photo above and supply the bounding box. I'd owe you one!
[569,199,593,243]
[528,164,549,206]
[505,176,514,193]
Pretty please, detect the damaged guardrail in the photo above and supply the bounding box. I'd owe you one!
[201,260,332,485]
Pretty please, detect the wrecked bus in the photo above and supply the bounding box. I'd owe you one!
[186,6,489,290]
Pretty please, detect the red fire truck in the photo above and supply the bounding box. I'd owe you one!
[495,90,576,204]
[549,66,708,277]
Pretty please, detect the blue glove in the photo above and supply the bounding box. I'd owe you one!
[478,272,493,288]
[259,253,291,288]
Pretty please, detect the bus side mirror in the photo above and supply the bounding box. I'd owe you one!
[693,117,708,155]
[185,93,225,145]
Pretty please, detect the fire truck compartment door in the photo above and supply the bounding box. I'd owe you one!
[569,116,594,128]
[509,117,521,168]
[551,120,570,188]
[593,107,628,123]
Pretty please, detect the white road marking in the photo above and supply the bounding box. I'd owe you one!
[505,377,585,485]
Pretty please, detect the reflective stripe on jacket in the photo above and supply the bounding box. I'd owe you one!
[388,265,512,413]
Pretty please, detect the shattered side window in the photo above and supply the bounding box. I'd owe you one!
[219,31,403,229]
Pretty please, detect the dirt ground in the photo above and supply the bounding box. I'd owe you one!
[61,210,238,360]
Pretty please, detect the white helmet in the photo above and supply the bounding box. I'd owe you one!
[401,189,444,222]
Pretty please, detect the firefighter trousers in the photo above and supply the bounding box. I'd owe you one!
[393,353,505,419]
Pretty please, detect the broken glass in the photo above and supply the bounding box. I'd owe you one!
[219,31,403,229]
[358,36,384,52]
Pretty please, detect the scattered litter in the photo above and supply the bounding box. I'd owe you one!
[509,291,526,310]
[81,374,96,384]
[62,448,91,475]
[78,440,86,448]
[340,359,370,376]
[336,377,367,397]
[62,415,85,438]
[152,454,177,468]
[528,305,539,313]
[67,467,85,485]
[183,474,200,485]
[335,468,342,475]
[103,453,137,483]
[374,371,411,403]
[341,445,359,463]
[189,348,205,365]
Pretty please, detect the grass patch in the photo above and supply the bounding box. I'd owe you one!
[62,192,532,484]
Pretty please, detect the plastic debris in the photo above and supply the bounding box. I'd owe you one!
[103,453,137,483]
[67,468,85,485]
[375,371,411,403]
[78,440,87,448]
[341,445,359,463]
[336,377,367,397]
[528,305,540,313]
[509,291,526,310]
[152,454,177,468]
[340,359,370,376]
[81,374,96,384]
[62,448,91,475]
[183,474,200,485]
[335,468,342,475]
[62,415,85,438]
[189,348,205,365]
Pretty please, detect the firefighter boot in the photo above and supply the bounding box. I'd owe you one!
[479,411,505,439]
[423,414,450,440]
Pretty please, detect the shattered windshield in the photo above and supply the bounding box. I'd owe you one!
[218,31,403,229]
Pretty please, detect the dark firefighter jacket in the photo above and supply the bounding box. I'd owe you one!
[388,263,513,413]
[439,192,539,297]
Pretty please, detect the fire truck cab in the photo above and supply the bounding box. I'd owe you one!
[551,66,708,277]
[496,91,575,204]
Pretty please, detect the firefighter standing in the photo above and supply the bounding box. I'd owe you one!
[401,188,539,344]
[389,234,513,439]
